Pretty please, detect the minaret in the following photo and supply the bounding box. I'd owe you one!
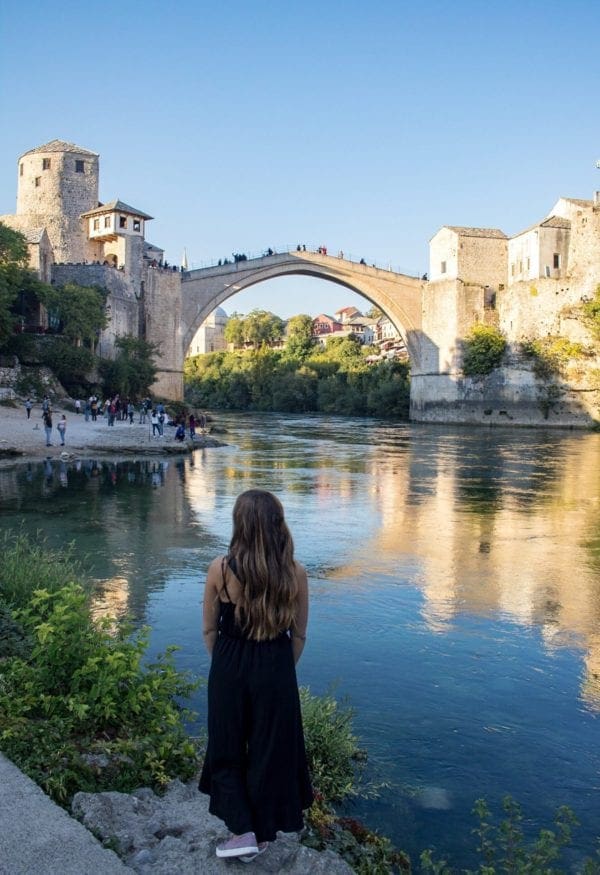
[16,139,99,263]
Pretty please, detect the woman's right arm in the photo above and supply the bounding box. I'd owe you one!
[202,557,222,655]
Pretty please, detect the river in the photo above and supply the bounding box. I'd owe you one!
[1,413,599,868]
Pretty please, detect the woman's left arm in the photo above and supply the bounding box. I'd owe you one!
[291,563,309,665]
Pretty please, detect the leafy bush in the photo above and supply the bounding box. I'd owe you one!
[461,325,507,377]
[420,796,594,874]
[582,285,600,342]
[184,345,410,418]
[38,339,95,395]
[300,687,408,873]
[521,335,590,380]
[0,531,84,610]
[0,534,199,804]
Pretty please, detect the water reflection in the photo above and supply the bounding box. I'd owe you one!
[1,417,599,862]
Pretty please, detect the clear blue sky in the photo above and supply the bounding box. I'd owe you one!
[1,0,598,318]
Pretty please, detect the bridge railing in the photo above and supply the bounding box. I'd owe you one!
[187,244,422,278]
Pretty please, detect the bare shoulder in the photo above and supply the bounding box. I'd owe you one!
[294,561,308,585]
[206,555,226,586]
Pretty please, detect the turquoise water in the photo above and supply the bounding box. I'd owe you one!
[1,414,599,867]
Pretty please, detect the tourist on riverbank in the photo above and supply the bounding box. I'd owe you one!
[151,411,160,437]
[75,399,81,414]
[57,414,67,446]
[84,399,91,421]
[200,489,312,861]
[42,408,53,446]
[127,401,134,424]
[25,398,32,419]
[189,414,196,440]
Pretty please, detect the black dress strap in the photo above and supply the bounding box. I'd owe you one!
[220,556,232,603]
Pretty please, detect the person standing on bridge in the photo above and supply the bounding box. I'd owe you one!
[199,489,313,861]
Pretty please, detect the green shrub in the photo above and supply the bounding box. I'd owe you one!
[0,531,83,610]
[521,335,589,380]
[0,584,199,803]
[582,285,600,342]
[421,796,589,874]
[461,325,506,377]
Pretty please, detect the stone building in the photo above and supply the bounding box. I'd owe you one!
[428,226,508,290]
[189,306,228,355]
[0,140,183,399]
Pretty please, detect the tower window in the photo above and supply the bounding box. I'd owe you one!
[75,160,84,173]
[93,219,100,230]
[42,158,51,170]
[553,253,561,269]
[119,216,127,229]
[133,219,141,232]
[19,164,23,176]
[35,176,41,187]
[104,216,111,228]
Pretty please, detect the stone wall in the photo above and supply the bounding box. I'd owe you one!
[16,147,100,264]
[143,266,183,400]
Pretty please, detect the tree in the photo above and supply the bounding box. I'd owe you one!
[285,314,314,361]
[243,309,284,348]
[0,223,29,348]
[462,324,507,377]
[365,305,383,319]
[100,336,159,399]
[35,282,107,347]
[224,313,245,348]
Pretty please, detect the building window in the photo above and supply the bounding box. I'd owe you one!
[119,216,127,229]
[35,176,41,187]
[19,164,23,176]
[93,219,100,230]
[553,253,561,269]
[133,219,141,232]
[526,257,530,271]
[440,260,447,274]
[103,216,110,228]
[75,160,84,173]
[42,158,51,170]
[545,265,551,278]
[511,263,515,276]
[518,260,523,273]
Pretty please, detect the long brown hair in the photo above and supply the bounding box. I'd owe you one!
[228,489,298,640]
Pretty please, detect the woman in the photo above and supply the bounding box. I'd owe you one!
[199,489,313,861]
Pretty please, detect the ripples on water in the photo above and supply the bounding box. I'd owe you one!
[0,413,599,866]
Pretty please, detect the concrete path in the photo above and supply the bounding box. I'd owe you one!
[0,753,131,875]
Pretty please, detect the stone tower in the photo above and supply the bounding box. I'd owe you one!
[16,139,100,264]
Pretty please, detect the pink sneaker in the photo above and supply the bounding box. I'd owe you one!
[240,841,269,863]
[215,832,259,859]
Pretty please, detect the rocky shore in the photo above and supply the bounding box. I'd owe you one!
[0,401,225,467]
[73,780,353,874]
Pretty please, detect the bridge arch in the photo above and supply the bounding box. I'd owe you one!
[181,250,425,368]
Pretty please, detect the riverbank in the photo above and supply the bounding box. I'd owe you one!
[0,402,225,466]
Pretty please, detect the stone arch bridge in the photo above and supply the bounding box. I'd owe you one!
[182,250,426,366]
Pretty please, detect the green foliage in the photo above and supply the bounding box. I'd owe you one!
[0,223,30,347]
[100,335,159,399]
[0,582,198,805]
[420,796,587,874]
[300,687,363,802]
[0,530,84,610]
[35,282,107,347]
[38,339,95,395]
[285,314,315,361]
[582,285,600,342]
[520,335,589,381]
[300,687,408,873]
[223,309,284,349]
[462,325,507,378]
[185,341,410,419]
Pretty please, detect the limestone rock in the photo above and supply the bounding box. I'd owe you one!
[72,780,353,874]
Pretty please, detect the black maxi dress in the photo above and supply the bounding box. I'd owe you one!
[199,560,314,843]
